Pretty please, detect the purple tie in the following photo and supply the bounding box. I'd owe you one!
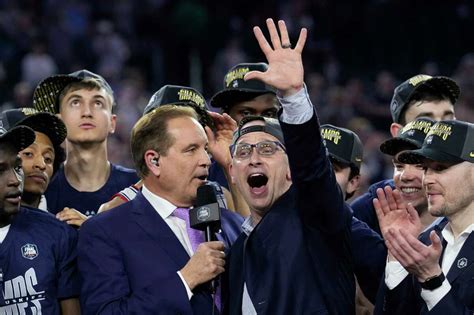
[173,207,221,310]
[173,207,205,254]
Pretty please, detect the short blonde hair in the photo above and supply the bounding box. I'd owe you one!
[58,78,115,112]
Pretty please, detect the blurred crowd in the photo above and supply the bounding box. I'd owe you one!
[1,0,473,199]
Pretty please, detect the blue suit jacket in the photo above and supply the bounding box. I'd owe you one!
[224,111,355,315]
[78,192,243,315]
[375,219,474,314]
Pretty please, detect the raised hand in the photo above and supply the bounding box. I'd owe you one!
[245,18,307,97]
[385,229,443,282]
[374,186,422,240]
[205,111,237,169]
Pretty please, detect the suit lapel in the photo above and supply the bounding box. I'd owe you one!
[131,192,191,268]
[446,232,474,283]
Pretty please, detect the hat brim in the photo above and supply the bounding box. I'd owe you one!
[210,89,275,109]
[0,125,36,153]
[17,113,67,147]
[380,138,420,156]
[33,75,82,114]
[329,154,361,172]
[398,147,464,165]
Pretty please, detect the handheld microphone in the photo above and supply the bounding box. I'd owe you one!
[190,184,221,241]
[190,184,222,293]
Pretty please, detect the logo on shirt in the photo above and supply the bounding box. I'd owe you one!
[1,268,45,313]
[457,257,468,269]
[21,244,39,260]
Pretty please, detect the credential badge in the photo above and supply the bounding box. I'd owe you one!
[21,243,39,260]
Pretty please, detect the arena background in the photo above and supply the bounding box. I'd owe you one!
[1,0,473,199]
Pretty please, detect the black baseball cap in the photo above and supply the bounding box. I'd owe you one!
[0,123,35,154]
[380,117,434,156]
[231,115,284,146]
[320,124,363,172]
[210,63,276,109]
[143,85,212,127]
[33,69,114,114]
[398,120,474,165]
[0,108,67,148]
[390,74,460,124]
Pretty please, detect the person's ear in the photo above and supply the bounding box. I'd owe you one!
[390,123,402,137]
[145,150,160,176]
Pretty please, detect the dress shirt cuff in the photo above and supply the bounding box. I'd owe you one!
[420,279,451,311]
[177,271,193,300]
[385,260,409,290]
[278,84,314,124]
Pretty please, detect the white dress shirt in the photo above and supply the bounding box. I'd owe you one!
[141,184,195,299]
[385,223,474,310]
[0,225,10,243]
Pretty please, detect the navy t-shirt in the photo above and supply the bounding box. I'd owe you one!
[45,164,139,216]
[350,179,395,236]
[0,207,79,314]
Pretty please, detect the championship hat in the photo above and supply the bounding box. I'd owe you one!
[320,124,363,172]
[143,85,212,127]
[380,117,434,156]
[210,63,276,109]
[398,120,474,165]
[390,74,460,124]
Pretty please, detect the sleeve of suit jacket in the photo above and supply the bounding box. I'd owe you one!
[422,288,474,314]
[78,217,192,315]
[279,107,351,233]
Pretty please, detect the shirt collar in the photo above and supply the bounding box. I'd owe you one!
[441,223,474,245]
[142,184,178,220]
[242,216,255,236]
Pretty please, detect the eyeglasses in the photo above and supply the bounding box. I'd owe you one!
[230,141,286,159]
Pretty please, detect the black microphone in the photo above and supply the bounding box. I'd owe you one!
[190,184,222,293]
[190,184,221,241]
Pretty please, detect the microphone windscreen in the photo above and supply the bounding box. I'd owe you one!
[196,184,217,207]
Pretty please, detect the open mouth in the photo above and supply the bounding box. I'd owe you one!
[400,187,421,194]
[247,173,268,188]
[196,175,208,181]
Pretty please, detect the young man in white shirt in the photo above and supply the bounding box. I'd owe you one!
[374,120,474,314]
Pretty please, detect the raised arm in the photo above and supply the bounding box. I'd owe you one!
[246,18,348,232]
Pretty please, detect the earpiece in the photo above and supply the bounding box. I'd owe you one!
[151,157,159,166]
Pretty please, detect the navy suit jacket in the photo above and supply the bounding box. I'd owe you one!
[224,112,355,315]
[375,219,474,314]
[78,192,243,315]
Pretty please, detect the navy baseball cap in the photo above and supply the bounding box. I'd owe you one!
[33,69,114,114]
[143,85,212,128]
[210,63,276,109]
[398,120,474,165]
[390,74,460,124]
[321,124,363,172]
[231,115,284,146]
[380,117,434,156]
